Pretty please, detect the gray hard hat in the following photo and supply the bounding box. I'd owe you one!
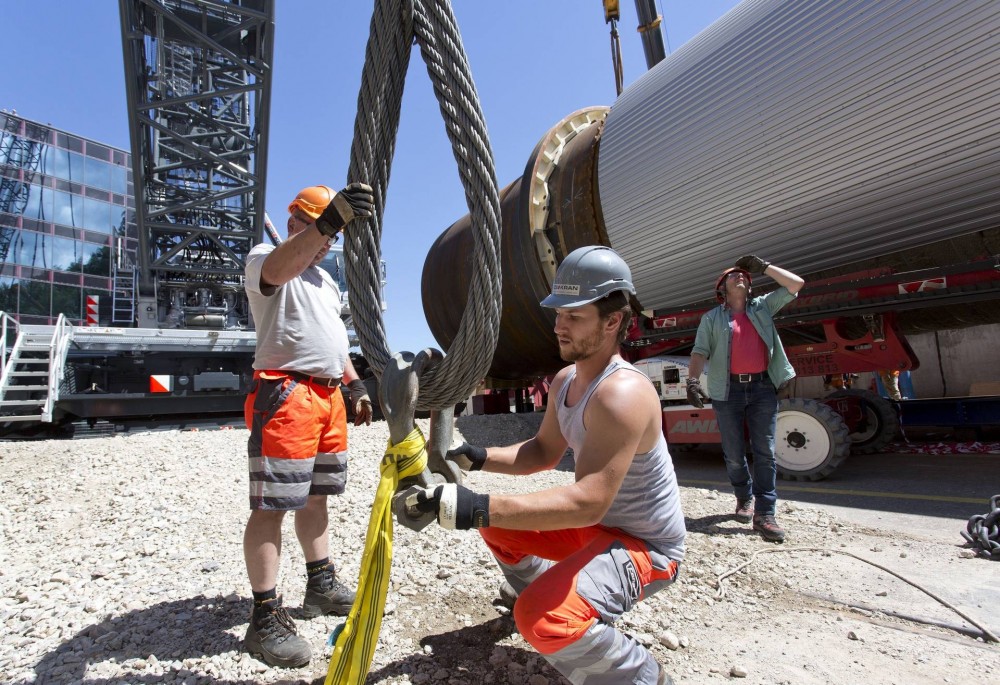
[540,246,636,308]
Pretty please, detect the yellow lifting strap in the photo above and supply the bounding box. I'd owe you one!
[324,426,429,685]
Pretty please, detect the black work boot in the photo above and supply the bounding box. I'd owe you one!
[752,513,786,542]
[302,568,356,618]
[244,599,311,668]
[734,497,753,524]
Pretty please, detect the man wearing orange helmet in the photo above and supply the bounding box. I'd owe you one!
[686,255,804,542]
[241,182,375,667]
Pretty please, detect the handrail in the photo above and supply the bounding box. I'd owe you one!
[43,314,73,422]
[0,310,19,390]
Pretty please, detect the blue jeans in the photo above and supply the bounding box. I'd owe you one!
[712,378,778,515]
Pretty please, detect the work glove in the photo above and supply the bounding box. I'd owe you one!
[315,182,374,238]
[347,378,373,426]
[445,442,487,471]
[404,483,490,530]
[734,254,770,275]
[686,377,709,409]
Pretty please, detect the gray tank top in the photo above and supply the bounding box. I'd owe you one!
[556,359,686,560]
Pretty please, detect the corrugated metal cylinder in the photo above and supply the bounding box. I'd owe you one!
[598,0,1000,310]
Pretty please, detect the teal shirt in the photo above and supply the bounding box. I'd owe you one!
[692,287,797,401]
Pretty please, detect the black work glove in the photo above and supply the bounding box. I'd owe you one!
[686,377,709,409]
[734,255,770,275]
[445,442,487,471]
[405,483,490,530]
[315,182,374,238]
[347,379,372,426]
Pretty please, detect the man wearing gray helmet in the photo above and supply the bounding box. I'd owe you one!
[401,246,686,685]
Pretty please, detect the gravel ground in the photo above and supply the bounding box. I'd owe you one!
[2,414,997,685]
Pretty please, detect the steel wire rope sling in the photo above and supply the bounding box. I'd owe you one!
[326,0,502,683]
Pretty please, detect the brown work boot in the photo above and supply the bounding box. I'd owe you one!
[734,497,753,524]
[244,600,311,668]
[303,568,356,618]
[752,513,786,542]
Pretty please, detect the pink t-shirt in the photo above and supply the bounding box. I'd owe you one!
[730,311,768,373]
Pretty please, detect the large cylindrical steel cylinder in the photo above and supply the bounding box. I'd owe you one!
[598,0,1000,309]
[423,0,1000,382]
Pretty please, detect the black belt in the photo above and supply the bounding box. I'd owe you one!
[282,371,343,388]
[730,372,767,383]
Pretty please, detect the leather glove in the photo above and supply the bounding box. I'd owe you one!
[686,377,709,409]
[404,483,490,530]
[347,378,373,426]
[445,442,487,471]
[315,182,374,238]
[734,255,770,275]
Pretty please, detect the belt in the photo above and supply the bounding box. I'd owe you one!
[730,372,767,383]
[282,371,343,388]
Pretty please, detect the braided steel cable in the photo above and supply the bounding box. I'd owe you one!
[342,0,502,411]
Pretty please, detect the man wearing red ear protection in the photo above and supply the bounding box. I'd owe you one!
[686,255,804,543]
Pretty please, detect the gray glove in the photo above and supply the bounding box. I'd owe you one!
[445,442,487,471]
[686,377,709,409]
[734,255,770,275]
[315,182,374,238]
[404,483,490,530]
[347,378,372,426]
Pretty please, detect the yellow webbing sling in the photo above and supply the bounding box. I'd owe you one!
[325,426,428,685]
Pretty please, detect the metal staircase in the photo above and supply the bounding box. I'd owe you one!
[0,312,73,423]
[112,242,136,325]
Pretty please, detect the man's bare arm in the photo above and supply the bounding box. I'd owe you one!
[260,224,329,287]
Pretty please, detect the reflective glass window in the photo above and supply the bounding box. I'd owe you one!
[0,130,11,154]
[14,230,50,269]
[1,133,23,166]
[42,145,70,179]
[0,226,15,264]
[112,206,127,235]
[111,165,127,194]
[21,183,53,221]
[81,244,110,277]
[0,277,15,313]
[52,283,81,319]
[51,236,81,272]
[18,279,51,316]
[68,152,85,183]
[52,189,82,227]
[85,156,112,191]
[84,197,113,233]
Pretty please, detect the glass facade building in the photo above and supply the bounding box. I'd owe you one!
[0,111,136,325]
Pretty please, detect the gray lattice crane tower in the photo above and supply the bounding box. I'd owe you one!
[119,0,274,329]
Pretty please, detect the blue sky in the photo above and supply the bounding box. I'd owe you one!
[1,0,739,354]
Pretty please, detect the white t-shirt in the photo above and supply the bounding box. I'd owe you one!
[244,243,349,378]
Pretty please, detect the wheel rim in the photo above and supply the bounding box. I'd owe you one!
[776,410,833,471]
[849,404,879,443]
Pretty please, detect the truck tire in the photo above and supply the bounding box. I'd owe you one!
[775,398,851,481]
[827,389,899,454]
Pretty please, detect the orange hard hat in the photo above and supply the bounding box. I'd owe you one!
[715,267,752,302]
[288,185,336,219]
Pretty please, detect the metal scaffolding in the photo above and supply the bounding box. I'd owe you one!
[119,0,274,328]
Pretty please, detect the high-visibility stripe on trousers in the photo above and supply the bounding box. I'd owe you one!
[480,525,679,685]
[245,370,348,510]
